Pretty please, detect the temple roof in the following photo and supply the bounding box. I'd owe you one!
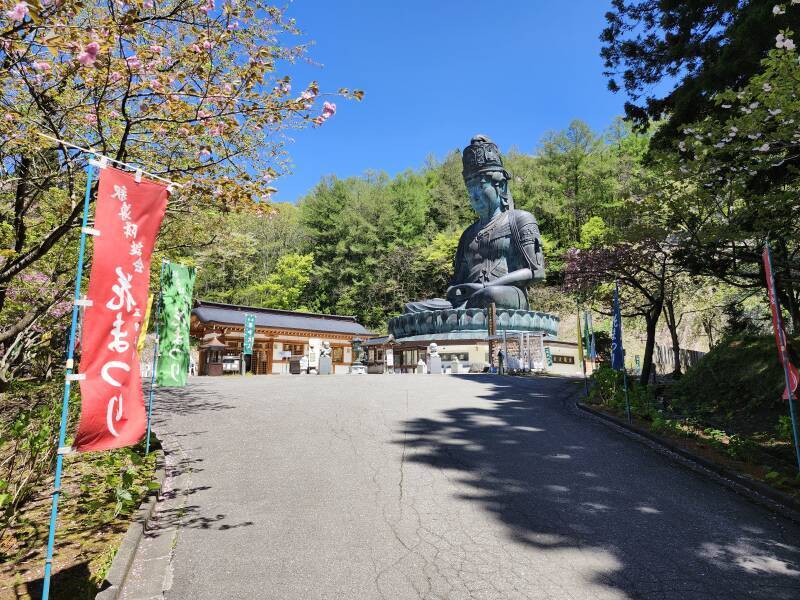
[192,300,373,336]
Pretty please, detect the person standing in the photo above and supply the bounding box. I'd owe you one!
[498,349,505,375]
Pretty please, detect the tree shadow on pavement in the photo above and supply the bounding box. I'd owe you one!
[398,374,800,599]
[152,385,235,417]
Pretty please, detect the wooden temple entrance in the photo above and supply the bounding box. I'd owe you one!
[190,300,373,376]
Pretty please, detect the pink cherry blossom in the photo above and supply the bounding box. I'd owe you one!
[109,71,122,83]
[223,83,233,94]
[77,42,100,66]
[85,114,98,124]
[149,45,163,54]
[126,54,141,69]
[85,42,100,57]
[6,2,28,22]
[321,101,336,119]
[78,52,96,66]
[203,40,213,50]
[33,61,51,71]
[199,0,214,14]
[227,21,240,30]
[149,79,163,90]
[143,0,154,7]
[189,44,201,53]
[178,127,190,136]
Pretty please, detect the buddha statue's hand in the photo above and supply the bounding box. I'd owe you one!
[446,282,483,304]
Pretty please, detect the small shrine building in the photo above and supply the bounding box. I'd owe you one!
[190,300,373,375]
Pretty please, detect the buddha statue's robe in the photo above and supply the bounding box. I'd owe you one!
[404,209,544,313]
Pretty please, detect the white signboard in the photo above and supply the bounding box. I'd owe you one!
[308,338,321,369]
[531,334,546,371]
[386,349,394,367]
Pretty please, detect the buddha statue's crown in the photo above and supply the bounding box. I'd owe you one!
[462,135,509,178]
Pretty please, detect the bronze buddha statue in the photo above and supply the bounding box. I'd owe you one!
[404,135,545,314]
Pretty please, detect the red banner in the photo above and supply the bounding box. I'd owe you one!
[75,167,169,451]
[762,246,799,401]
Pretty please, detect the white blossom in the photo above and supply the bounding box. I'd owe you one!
[769,108,783,116]
[763,83,772,92]
[757,143,771,152]
[721,104,732,109]
[776,33,796,50]
[773,5,785,15]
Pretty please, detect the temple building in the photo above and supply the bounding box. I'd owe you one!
[190,300,373,375]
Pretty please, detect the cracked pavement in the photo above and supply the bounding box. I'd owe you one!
[120,374,800,599]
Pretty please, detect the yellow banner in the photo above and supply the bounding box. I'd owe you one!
[137,294,154,353]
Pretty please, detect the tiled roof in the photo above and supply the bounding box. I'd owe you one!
[192,300,372,336]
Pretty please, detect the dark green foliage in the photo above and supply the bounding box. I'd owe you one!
[671,335,796,434]
[601,0,800,149]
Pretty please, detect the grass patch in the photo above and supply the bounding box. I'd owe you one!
[587,337,800,502]
[0,379,160,599]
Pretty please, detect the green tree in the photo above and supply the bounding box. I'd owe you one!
[655,24,800,329]
[235,253,314,310]
[601,0,800,149]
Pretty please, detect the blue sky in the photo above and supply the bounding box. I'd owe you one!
[274,0,624,203]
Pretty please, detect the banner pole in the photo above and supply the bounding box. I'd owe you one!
[765,244,800,472]
[145,260,167,455]
[42,160,96,600]
[623,368,632,424]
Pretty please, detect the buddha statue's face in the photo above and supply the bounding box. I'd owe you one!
[465,171,505,221]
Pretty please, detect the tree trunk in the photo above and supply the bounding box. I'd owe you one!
[776,239,800,333]
[702,316,715,348]
[663,298,682,379]
[639,298,664,386]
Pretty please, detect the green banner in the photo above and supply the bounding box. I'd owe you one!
[156,263,195,387]
[243,314,255,355]
[544,347,553,368]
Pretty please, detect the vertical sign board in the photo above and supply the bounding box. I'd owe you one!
[75,167,168,451]
[544,346,553,368]
[243,314,256,355]
[487,302,497,368]
[156,263,195,387]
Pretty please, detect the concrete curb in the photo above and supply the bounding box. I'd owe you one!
[95,449,166,600]
[574,401,800,525]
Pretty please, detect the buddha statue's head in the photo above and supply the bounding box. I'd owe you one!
[462,135,513,221]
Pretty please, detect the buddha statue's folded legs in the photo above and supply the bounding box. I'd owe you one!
[403,284,529,314]
[448,284,529,311]
[403,298,453,313]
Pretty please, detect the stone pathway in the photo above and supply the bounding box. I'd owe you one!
[121,375,800,600]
